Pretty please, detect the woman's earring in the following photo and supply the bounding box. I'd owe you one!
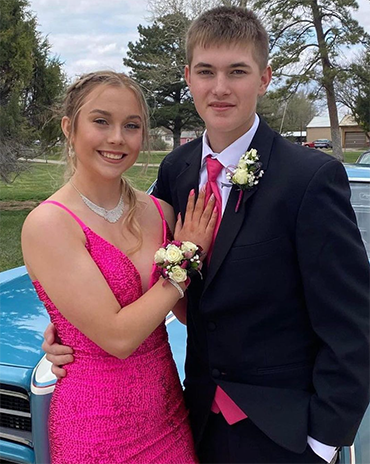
[68,145,75,158]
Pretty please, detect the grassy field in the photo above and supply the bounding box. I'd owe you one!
[0,210,30,271]
[341,151,362,163]
[0,163,159,202]
[0,163,159,272]
[1,164,65,201]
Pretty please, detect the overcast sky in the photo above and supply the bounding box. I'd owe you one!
[29,0,370,81]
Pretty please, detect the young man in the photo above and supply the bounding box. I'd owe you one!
[44,7,369,463]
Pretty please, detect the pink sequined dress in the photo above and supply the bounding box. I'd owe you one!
[33,197,197,464]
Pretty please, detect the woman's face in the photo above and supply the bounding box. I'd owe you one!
[63,85,143,181]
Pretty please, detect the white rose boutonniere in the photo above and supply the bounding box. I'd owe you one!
[225,148,264,212]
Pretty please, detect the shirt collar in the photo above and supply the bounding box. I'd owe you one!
[201,114,260,168]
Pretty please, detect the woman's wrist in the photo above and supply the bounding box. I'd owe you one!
[167,278,185,298]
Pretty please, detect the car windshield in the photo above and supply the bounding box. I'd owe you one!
[349,180,370,259]
[358,152,370,164]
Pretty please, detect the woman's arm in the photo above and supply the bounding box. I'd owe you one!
[24,192,216,360]
[22,205,184,360]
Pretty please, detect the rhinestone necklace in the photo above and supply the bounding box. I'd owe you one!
[69,180,125,223]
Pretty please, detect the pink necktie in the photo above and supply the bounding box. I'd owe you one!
[205,156,223,261]
[206,156,249,425]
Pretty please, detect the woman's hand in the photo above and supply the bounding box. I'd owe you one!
[42,323,74,378]
[174,188,218,257]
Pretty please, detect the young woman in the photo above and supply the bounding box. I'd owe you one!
[21,71,216,464]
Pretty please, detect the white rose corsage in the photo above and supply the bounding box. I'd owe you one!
[225,148,264,212]
[154,240,203,297]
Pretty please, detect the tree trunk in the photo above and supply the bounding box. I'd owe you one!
[173,130,181,149]
[173,116,182,149]
[327,93,343,161]
[311,0,343,161]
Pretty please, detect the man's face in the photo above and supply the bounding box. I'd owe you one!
[185,43,271,152]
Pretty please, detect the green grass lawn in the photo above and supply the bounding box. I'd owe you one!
[342,151,362,163]
[0,163,159,271]
[0,163,159,202]
[0,210,30,271]
[0,164,65,201]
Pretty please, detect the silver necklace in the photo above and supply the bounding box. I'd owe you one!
[69,180,125,223]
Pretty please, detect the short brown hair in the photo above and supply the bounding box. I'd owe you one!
[186,7,269,70]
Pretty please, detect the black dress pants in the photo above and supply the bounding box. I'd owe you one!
[197,413,331,464]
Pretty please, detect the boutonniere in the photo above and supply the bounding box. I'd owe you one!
[225,148,264,212]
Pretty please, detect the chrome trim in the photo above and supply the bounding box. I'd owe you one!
[348,177,370,183]
[0,407,31,418]
[0,388,29,402]
[0,430,32,447]
[349,444,356,464]
[165,312,176,325]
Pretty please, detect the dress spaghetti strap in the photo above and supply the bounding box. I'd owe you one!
[150,195,167,244]
[41,200,87,230]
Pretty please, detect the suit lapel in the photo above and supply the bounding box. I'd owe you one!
[204,118,275,291]
[175,141,202,215]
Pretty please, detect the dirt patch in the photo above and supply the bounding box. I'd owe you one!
[0,201,39,211]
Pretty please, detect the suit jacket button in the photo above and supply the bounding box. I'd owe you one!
[212,368,220,378]
[207,321,216,331]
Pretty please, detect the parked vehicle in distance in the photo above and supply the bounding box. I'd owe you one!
[302,141,315,148]
[355,150,370,165]
[1,166,369,464]
[313,138,333,149]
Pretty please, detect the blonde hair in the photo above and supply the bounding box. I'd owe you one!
[186,7,269,71]
[62,70,150,253]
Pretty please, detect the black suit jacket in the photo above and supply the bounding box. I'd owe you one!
[153,118,370,454]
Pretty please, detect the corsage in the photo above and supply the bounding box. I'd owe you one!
[154,240,203,298]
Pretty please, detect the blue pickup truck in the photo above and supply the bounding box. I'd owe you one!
[1,165,369,464]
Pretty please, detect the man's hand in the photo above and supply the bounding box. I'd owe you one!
[174,188,217,256]
[42,323,74,379]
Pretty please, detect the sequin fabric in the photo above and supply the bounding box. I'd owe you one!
[33,208,197,464]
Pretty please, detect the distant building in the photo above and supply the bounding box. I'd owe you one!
[306,116,332,142]
[150,128,202,149]
[180,131,199,145]
[281,131,307,144]
[340,115,369,148]
[306,115,369,148]
[150,127,173,149]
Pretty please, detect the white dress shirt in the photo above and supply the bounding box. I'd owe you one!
[199,115,259,215]
[198,113,338,463]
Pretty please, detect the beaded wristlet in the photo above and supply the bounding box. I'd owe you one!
[167,279,185,298]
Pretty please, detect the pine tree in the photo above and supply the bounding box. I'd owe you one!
[0,0,66,182]
[123,12,203,149]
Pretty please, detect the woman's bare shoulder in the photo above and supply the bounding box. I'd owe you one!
[22,193,83,248]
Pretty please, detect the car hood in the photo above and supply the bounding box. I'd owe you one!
[0,269,50,369]
[345,163,370,179]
